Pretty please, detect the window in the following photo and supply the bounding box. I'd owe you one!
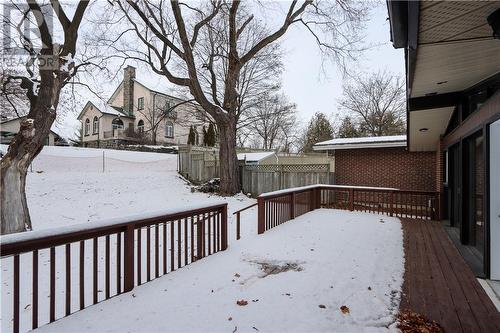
[84,119,90,136]
[165,121,174,138]
[112,118,124,130]
[92,116,99,134]
[138,97,144,110]
[137,119,144,133]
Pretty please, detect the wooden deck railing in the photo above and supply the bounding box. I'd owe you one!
[232,203,258,240]
[0,203,227,333]
[257,185,439,234]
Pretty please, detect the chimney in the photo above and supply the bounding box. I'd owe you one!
[123,65,136,115]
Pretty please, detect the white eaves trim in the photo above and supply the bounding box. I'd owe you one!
[313,135,407,151]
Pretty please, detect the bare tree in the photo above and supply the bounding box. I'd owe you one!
[243,93,297,151]
[1,66,30,119]
[338,71,406,137]
[108,0,368,194]
[135,96,197,145]
[1,1,90,234]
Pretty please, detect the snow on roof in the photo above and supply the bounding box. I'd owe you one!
[92,100,130,117]
[313,135,407,151]
[237,151,275,162]
[0,116,63,137]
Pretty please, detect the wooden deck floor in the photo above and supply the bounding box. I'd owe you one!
[401,219,500,333]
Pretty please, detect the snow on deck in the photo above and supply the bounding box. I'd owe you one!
[34,209,404,333]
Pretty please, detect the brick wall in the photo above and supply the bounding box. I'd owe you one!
[334,147,436,191]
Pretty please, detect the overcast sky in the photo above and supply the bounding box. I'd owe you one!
[280,3,405,124]
[59,2,405,137]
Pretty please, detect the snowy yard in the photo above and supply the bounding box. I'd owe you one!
[34,209,404,333]
[1,146,404,332]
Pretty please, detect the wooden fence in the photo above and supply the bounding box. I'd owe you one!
[241,164,334,197]
[257,185,439,234]
[0,203,227,333]
[178,147,219,184]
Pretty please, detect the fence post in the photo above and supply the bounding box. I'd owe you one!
[291,192,296,219]
[258,197,265,234]
[221,205,228,250]
[349,188,354,211]
[123,224,135,292]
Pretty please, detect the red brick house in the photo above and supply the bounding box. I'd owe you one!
[313,135,436,192]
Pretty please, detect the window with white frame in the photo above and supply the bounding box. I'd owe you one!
[165,121,174,138]
[138,97,144,110]
[85,118,90,136]
[92,116,99,134]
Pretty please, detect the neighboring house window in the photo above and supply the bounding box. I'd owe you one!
[137,119,144,133]
[93,116,99,134]
[165,121,174,138]
[85,119,90,136]
[112,118,124,129]
[138,97,144,110]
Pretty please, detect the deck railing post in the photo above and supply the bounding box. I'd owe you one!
[436,193,441,221]
[236,212,241,240]
[258,197,265,234]
[291,192,296,219]
[349,188,354,211]
[197,215,204,259]
[315,187,322,209]
[123,224,135,292]
[390,191,394,217]
[221,205,228,250]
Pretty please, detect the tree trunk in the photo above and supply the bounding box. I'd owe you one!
[218,120,239,195]
[151,130,157,145]
[1,73,59,234]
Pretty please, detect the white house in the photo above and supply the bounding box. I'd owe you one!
[78,66,208,148]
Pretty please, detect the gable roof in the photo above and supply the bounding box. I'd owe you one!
[313,135,407,151]
[0,116,63,138]
[77,100,133,120]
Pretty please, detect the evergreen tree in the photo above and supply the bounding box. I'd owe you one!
[187,125,196,145]
[337,116,360,138]
[302,112,334,152]
[202,126,208,146]
[206,123,216,147]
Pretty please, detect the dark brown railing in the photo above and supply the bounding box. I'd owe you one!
[0,203,227,333]
[257,185,439,234]
[232,203,258,240]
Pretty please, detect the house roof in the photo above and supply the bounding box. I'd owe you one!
[0,116,63,138]
[77,100,133,120]
[313,135,407,151]
[387,1,500,151]
[237,151,275,162]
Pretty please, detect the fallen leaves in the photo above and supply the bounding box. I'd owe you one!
[318,304,326,309]
[397,310,443,333]
[234,273,241,278]
[340,305,350,314]
[236,300,248,306]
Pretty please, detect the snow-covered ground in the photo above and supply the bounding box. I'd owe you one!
[35,210,404,333]
[0,145,255,233]
[0,146,404,332]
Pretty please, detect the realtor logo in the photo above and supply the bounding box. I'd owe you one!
[2,2,55,69]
